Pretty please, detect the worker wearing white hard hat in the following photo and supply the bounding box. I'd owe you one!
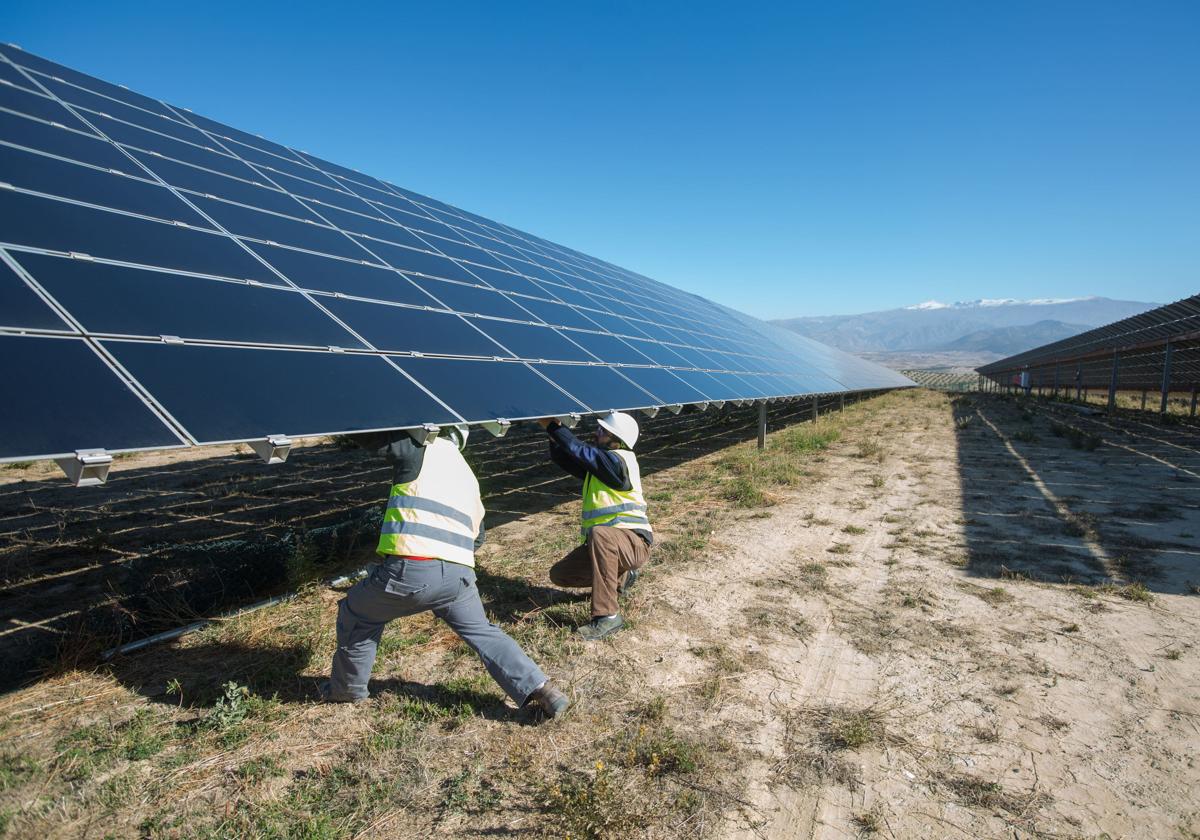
[537,411,652,640]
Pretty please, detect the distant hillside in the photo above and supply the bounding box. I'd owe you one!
[772,297,1156,356]
[936,320,1091,355]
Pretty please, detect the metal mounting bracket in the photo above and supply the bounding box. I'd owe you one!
[56,449,113,487]
[554,413,581,428]
[710,400,726,410]
[406,424,441,446]
[482,419,511,438]
[641,407,660,419]
[665,404,684,415]
[250,435,292,464]
[693,402,710,412]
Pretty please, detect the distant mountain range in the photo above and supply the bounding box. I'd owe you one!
[771,297,1157,370]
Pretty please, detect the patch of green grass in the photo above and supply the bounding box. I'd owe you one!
[868,474,885,489]
[97,770,138,811]
[721,476,770,508]
[201,682,284,749]
[0,752,41,791]
[810,706,890,752]
[781,424,841,453]
[827,543,852,555]
[55,708,168,781]
[543,761,644,840]
[617,724,703,776]
[236,755,286,783]
[1097,581,1154,603]
[1013,428,1038,443]
[842,524,867,535]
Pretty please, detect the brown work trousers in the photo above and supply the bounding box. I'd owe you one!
[549,526,650,617]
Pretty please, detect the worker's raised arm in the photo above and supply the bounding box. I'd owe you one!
[349,431,426,484]
[537,419,630,490]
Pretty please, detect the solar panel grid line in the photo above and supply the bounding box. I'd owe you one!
[0,252,197,447]
[0,45,913,463]
[156,107,663,415]
[9,74,474,433]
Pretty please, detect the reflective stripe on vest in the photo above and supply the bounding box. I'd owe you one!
[377,437,484,567]
[580,449,653,539]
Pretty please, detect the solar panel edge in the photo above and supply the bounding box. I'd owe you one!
[0,44,913,465]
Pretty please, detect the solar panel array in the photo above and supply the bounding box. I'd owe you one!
[978,295,1200,394]
[0,45,912,464]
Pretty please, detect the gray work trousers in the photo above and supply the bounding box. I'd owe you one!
[328,557,547,705]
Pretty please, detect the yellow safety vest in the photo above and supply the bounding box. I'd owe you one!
[580,449,652,540]
[377,437,484,567]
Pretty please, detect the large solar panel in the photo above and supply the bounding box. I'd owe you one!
[0,45,912,466]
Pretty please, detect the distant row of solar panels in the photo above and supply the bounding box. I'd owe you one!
[0,44,912,473]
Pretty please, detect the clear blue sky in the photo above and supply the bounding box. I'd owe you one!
[7,1,1198,317]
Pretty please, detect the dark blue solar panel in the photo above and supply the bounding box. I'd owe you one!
[0,83,95,133]
[105,341,459,443]
[0,335,180,457]
[0,259,68,330]
[390,357,587,421]
[0,190,278,282]
[467,319,596,363]
[409,278,535,320]
[0,144,214,226]
[12,252,363,348]
[319,298,504,357]
[244,242,433,307]
[0,45,912,462]
[0,110,134,171]
[531,364,660,411]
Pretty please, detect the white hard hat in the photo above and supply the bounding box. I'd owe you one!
[597,411,639,448]
[443,424,470,451]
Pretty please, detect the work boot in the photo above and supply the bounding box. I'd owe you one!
[618,568,640,594]
[317,680,367,704]
[577,614,625,641]
[526,681,571,719]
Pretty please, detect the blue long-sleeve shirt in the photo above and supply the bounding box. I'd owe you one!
[546,423,631,490]
[545,422,652,544]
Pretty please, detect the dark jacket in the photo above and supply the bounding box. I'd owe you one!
[544,421,651,544]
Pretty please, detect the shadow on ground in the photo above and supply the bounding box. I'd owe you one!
[952,393,1200,595]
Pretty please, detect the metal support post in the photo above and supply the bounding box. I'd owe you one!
[1140,390,1147,411]
[812,394,819,421]
[1108,352,1119,413]
[1160,341,1173,415]
[757,402,767,450]
[839,393,845,412]
[1191,386,1198,418]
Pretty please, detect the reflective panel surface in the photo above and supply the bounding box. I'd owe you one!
[0,45,912,462]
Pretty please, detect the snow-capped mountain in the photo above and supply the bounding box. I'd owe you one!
[771,297,1157,362]
[905,297,1094,311]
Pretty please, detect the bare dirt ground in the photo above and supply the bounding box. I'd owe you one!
[1,390,1197,839]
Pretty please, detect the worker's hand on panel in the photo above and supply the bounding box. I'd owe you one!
[536,417,554,429]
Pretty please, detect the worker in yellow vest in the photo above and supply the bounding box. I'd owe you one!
[537,411,651,640]
[320,425,569,719]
